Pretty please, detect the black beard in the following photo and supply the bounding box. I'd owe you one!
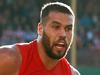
[41,31,67,60]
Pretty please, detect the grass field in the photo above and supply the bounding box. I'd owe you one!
[78,66,100,75]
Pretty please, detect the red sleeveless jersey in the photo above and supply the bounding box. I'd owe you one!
[16,40,72,75]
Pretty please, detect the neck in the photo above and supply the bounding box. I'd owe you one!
[37,40,59,70]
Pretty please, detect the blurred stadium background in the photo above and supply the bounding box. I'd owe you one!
[0,0,100,75]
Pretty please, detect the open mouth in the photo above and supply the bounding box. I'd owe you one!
[54,42,66,51]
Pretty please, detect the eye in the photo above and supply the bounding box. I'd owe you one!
[53,25,60,29]
[65,25,72,31]
[51,23,61,29]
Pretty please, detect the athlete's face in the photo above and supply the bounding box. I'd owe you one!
[39,11,74,60]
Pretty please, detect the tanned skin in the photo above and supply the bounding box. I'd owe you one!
[0,45,21,75]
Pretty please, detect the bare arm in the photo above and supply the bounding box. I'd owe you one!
[0,45,21,75]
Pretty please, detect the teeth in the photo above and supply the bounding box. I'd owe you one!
[55,46,65,50]
[55,43,65,50]
[56,43,65,47]
[56,46,63,48]
[58,42,64,45]
[58,43,65,46]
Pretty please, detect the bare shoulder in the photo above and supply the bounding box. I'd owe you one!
[70,65,81,75]
[0,44,21,75]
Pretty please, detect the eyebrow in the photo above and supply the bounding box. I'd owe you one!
[52,21,72,27]
[52,21,61,25]
[66,24,72,27]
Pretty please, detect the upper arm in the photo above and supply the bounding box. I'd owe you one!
[0,45,21,75]
[70,65,81,75]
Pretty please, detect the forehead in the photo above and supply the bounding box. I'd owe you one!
[48,11,74,25]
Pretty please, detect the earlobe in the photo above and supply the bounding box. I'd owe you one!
[37,22,43,36]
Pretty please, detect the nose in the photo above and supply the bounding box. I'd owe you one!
[58,29,66,38]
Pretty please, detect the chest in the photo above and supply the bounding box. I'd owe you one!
[20,55,67,75]
[18,41,71,75]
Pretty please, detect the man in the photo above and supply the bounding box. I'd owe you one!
[0,2,80,75]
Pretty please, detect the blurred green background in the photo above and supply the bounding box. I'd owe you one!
[0,0,100,75]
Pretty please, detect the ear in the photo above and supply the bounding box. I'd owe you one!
[37,22,43,36]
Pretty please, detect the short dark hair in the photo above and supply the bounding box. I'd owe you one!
[40,2,75,24]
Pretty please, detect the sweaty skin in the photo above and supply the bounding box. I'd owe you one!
[0,44,80,75]
[0,45,21,75]
[37,11,74,69]
[0,11,80,75]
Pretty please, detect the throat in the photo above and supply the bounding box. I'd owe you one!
[39,47,58,70]
[43,58,58,70]
[38,42,59,70]
[37,40,59,70]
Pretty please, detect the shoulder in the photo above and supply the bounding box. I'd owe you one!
[70,65,80,75]
[61,58,80,75]
[0,44,21,60]
[0,44,21,75]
